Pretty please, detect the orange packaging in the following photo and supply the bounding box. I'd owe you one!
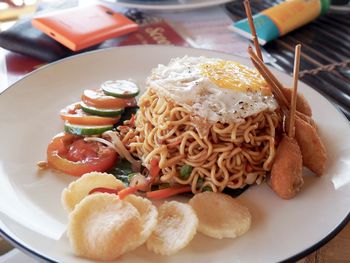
[32,5,139,51]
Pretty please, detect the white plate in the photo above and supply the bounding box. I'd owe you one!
[0,46,349,263]
[112,0,232,11]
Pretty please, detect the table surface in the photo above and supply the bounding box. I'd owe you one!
[0,2,349,262]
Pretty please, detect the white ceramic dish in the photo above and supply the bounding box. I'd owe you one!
[0,46,349,263]
[112,0,232,11]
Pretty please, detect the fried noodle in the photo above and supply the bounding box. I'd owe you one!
[119,89,281,194]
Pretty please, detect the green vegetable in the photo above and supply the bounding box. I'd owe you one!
[179,165,193,179]
[196,177,204,188]
[80,102,123,117]
[202,185,213,192]
[115,107,138,127]
[108,159,134,186]
[127,173,139,182]
[64,122,113,136]
[102,80,140,98]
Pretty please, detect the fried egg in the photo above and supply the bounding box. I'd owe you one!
[147,56,278,123]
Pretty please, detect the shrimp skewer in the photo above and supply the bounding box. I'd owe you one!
[294,116,327,176]
[281,86,312,117]
[244,0,263,62]
[269,45,303,199]
[248,47,327,177]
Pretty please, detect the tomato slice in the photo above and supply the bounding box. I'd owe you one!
[60,102,120,125]
[47,132,118,176]
[81,89,137,109]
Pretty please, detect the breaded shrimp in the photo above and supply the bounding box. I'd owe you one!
[271,135,303,199]
[286,111,317,133]
[296,111,317,130]
[294,116,327,176]
[282,87,312,117]
[270,44,305,199]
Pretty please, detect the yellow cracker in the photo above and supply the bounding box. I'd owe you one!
[61,172,125,212]
[146,201,198,255]
[67,193,142,261]
[189,192,251,239]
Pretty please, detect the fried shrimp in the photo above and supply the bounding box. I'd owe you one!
[271,135,303,199]
[294,116,327,176]
[282,86,312,117]
[267,44,304,199]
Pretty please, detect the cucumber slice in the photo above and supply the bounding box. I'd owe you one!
[80,102,124,117]
[102,80,140,98]
[64,122,113,136]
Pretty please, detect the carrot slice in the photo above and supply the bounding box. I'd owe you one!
[118,183,148,199]
[150,158,160,179]
[146,186,192,200]
[118,186,138,199]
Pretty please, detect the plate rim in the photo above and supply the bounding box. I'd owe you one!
[113,0,232,11]
[1,212,349,263]
[0,45,349,263]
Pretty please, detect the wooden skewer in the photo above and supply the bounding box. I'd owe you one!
[288,44,302,138]
[244,0,263,62]
[248,46,309,116]
[248,46,289,110]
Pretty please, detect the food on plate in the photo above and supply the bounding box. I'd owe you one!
[248,47,327,199]
[60,102,121,125]
[102,80,140,98]
[294,116,327,176]
[67,193,142,261]
[146,201,198,255]
[40,80,139,176]
[46,132,118,176]
[281,86,312,117]
[269,45,304,200]
[117,56,282,194]
[271,135,303,199]
[189,192,251,239]
[54,52,328,261]
[61,172,125,212]
[43,55,327,200]
[124,195,158,250]
[81,88,136,109]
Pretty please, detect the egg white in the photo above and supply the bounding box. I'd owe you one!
[147,56,278,124]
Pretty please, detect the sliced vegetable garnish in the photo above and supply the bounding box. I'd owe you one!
[202,185,213,192]
[64,122,113,136]
[60,102,120,125]
[146,186,192,200]
[102,80,140,98]
[179,165,193,179]
[118,186,139,199]
[82,88,137,109]
[150,158,161,179]
[47,132,117,176]
[80,102,124,117]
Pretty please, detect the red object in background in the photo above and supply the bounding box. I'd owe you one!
[120,21,189,46]
[2,20,190,88]
[32,5,139,51]
[5,52,43,76]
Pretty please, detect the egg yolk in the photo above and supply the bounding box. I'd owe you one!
[201,61,268,93]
